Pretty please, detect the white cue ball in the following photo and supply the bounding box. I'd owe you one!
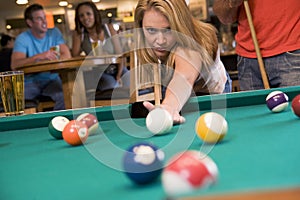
[146,107,173,135]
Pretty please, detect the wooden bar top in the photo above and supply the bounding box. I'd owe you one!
[18,55,122,74]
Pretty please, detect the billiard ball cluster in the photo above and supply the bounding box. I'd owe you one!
[47,90,300,197]
[122,108,225,197]
[48,113,99,146]
[266,91,300,118]
[122,142,219,197]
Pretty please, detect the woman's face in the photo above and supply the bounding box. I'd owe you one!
[78,5,95,29]
[142,8,176,60]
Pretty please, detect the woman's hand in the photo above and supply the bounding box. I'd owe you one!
[143,101,186,124]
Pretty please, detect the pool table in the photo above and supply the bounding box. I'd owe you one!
[1,86,300,200]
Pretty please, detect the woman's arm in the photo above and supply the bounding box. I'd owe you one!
[144,48,201,124]
[71,31,82,57]
[213,0,243,24]
[106,23,123,54]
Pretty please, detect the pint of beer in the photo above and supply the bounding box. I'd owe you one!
[0,71,25,116]
[91,41,104,56]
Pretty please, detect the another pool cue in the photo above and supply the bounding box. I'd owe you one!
[244,0,270,89]
[153,60,161,106]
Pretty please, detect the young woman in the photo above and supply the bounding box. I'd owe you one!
[134,0,231,124]
[72,1,129,91]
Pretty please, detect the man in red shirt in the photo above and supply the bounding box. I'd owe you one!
[213,0,300,90]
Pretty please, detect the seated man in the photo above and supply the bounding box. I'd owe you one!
[11,4,71,110]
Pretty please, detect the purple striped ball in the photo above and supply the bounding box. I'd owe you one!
[266,91,289,112]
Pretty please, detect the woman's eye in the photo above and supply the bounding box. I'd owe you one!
[162,28,171,34]
[146,28,157,34]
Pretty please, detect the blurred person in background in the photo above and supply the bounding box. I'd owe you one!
[0,34,15,72]
[11,4,71,110]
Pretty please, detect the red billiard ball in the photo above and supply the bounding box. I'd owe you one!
[62,120,89,146]
[292,94,300,117]
[76,113,99,135]
[266,91,289,113]
[123,142,165,185]
[162,151,218,196]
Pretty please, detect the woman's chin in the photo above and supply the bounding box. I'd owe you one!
[154,50,168,59]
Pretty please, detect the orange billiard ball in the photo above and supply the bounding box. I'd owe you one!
[62,120,89,146]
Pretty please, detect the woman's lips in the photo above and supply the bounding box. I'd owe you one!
[154,48,167,53]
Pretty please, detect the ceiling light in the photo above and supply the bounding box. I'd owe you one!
[92,0,100,3]
[58,1,68,7]
[107,13,112,18]
[6,25,12,30]
[16,0,28,5]
[57,18,63,23]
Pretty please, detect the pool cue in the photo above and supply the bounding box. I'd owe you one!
[153,60,161,106]
[243,0,270,89]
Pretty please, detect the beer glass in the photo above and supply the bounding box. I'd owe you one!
[91,41,104,56]
[0,71,25,116]
[50,45,60,59]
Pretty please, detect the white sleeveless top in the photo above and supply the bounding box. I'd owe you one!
[203,49,227,93]
[172,47,228,94]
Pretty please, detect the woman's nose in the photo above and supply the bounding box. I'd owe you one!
[156,32,166,44]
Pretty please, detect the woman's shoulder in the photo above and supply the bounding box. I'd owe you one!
[72,29,81,38]
[174,46,209,63]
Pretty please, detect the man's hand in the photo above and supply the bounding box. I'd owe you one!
[228,0,244,8]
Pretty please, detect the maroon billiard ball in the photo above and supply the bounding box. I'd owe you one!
[76,113,99,135]
[291,94,300,117]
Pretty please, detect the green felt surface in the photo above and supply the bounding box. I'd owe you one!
[1,86,300,200]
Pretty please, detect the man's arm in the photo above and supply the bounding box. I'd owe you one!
[59,43,71,59]
[213,0,243,24]
[11,51,58,70]
[11,44,71,70]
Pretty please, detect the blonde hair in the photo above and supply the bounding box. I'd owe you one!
[134,0,218,67]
